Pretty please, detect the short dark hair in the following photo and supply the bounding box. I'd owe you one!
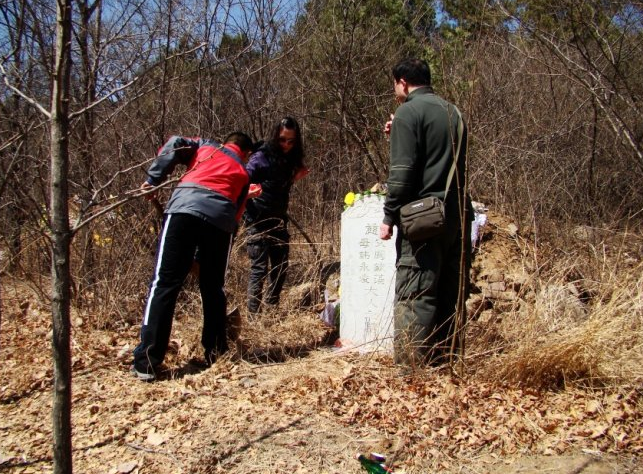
[224,131,254,152]
[392,58,431,87]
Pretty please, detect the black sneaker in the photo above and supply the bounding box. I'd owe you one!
[188,357,212,370]
[130,365,155,382]
[188,349,217,369]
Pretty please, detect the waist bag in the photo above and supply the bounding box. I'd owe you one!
[400,196,445,241]
[399,107,464,242]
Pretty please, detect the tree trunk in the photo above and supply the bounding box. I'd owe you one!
[75,0,102,302]
[158,0,173,143]
[50,0,74,472]
[3,0,28,274]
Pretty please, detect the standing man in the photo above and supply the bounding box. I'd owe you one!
[380,58,472,367]
[132,132,256,381]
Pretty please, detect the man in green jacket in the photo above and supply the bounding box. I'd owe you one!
[380,58,471,367]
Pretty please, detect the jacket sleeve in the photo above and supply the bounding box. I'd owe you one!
[146,136,200,185]
[245,150,270,184]
[383,111,418,226]
[235,183,250,222]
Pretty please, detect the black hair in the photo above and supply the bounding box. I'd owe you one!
[251,139,264,153]
[267,116,305,168]
[392,58,431,87]
[224,131,254,153]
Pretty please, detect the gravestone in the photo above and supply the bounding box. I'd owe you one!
[340,194,397,352]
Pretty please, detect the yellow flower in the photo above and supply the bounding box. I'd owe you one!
[344,192,355,206]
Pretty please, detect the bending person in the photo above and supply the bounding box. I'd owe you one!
[132,132,255,381]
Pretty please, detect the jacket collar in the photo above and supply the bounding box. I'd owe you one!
[406,85,434,102]
[223,143,244,160]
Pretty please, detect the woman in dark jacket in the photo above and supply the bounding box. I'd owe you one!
[244,117,308,314]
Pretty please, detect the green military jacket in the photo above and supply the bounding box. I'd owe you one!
[383,86,467,227]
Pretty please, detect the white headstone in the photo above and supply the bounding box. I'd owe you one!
[340,194,397,352]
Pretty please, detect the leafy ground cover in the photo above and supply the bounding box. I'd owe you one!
[1,212,642,473]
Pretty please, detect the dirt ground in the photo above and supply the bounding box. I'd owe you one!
[1,212,642,473]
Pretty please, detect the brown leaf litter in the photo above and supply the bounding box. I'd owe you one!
[1,211,642,473]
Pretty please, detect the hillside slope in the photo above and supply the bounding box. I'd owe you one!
[1,211,642,473]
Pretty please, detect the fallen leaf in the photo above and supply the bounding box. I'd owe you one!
[585,399,601,414]
[146,429,168,446]
[116,461,138,473]
[589,423,609,439]
[117,344,131,358]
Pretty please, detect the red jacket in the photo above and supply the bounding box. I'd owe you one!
[147,136,249,233]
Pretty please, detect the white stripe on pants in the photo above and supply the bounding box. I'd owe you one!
[143,214,172,326]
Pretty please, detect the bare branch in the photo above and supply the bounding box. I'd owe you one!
[0,62,51,118]
[71,178,178,233]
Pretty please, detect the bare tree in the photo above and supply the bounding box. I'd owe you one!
[50,1,73,471]
[0,0,35,274]
[498,0,643,173]
[73,0,102,299]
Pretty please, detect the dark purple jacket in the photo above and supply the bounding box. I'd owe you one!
[244,145,299,223]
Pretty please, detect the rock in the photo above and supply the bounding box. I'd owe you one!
[572,225,597,242]
[466,294,493,319]
[509,272,530,292]
[535,284,587,329]
[489,281,506,292]
[477,309,498,324]
[487,272,505,283]
[485,289,518,301]
[507,223,519,237]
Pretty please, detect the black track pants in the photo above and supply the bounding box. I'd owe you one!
[133,213,231,372]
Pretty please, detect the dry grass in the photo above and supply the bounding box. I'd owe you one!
[470,222,643,391]
[2,212,643,473]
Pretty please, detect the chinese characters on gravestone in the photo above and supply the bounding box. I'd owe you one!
[340,194,397,352]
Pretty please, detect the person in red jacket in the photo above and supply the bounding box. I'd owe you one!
[132,132,256,381]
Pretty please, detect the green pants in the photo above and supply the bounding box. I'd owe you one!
[394,204,471,367]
